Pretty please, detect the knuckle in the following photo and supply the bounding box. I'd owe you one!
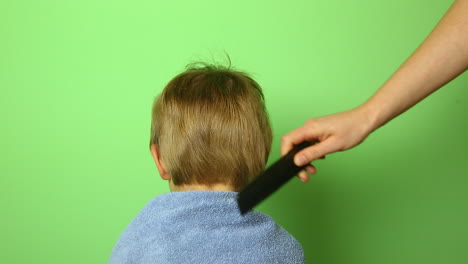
[305,119,316,127]
[305,150,316,159]
[304,119,318,133]
[304,148,319,161]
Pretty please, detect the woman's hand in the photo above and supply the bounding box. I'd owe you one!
[281,106,374,182]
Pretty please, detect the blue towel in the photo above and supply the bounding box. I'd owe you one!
[109,191,305,264]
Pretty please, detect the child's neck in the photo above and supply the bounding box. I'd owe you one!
[170,182,235,192]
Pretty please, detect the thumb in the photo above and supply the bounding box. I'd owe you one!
[294,139,337,166]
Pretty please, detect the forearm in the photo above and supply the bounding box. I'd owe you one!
[363,0,468,131]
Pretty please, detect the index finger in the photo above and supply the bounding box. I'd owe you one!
[281,125,315,156]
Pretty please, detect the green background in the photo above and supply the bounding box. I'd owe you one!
[1,0,467,263]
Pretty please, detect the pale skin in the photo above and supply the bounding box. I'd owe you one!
[150,144,235,192]
[281,0,468,182]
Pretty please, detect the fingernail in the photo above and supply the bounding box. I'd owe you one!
[295,156,307,167]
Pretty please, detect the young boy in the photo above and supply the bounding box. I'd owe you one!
[109,64,305,264]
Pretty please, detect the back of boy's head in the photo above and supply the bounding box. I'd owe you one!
[150,63,272,191]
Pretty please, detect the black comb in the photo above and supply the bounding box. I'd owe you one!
[237,140,317,214]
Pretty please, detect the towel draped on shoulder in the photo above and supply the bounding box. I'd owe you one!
[110,191,305,264]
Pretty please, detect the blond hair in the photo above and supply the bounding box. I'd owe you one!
[150,64,272,191]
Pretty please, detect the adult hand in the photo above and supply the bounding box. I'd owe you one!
[281,106,374,182]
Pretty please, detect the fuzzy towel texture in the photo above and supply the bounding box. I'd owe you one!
[110,191,305,264]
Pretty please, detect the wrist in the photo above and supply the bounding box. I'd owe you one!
[356,101,381,134]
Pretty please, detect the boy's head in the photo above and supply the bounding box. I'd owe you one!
[150,63,272,192]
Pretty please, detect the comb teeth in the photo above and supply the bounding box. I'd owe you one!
[237,141,316,214]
